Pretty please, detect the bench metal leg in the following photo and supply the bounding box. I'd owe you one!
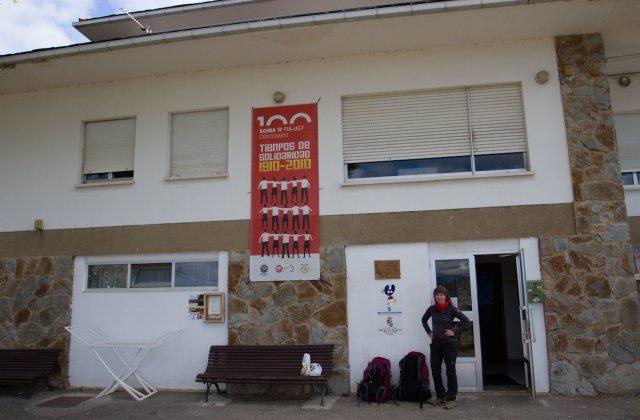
[214,382,223,394]
[205,382,212,402]
[320,384,326,406]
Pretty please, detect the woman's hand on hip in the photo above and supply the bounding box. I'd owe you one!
[444,329,454,337]
[428,332,433,339]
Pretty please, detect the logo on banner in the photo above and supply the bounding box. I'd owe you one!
[275,265,283,273]
[260,265,269,274]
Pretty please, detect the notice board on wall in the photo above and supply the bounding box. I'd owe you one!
[250,103,320,281]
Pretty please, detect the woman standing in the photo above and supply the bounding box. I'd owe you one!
[421,286,470,410]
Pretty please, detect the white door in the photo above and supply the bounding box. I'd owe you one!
[516,250,536,398]
[430,255,483,390]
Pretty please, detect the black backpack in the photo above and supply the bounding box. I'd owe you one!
[393,352,432,408]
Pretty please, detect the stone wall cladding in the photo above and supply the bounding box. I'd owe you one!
[0,256,73,387]
[542,33,640,395]
[227,246,349,395]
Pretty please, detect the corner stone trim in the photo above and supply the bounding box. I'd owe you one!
[542,33,640,395]
[0,256,73,387]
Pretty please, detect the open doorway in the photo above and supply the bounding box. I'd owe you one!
[474,254,525,390]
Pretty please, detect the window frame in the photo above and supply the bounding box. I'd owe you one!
[83,252,221,293]
[616,110,640,190]
[340,82,531,183]
[80,116,137,185]
[165,106,230,181]
[622,171,640,188]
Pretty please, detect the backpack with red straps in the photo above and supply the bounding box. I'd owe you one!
[357,357,393,404]
[393,351,432,408]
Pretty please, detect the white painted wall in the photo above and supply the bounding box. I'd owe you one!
[68,253,228,390]
[346,238,550,394]
[0,38,573,232]
[610,74,640,217]
[346,243,431,392]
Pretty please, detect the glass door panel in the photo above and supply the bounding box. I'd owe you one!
[431,255,483,390]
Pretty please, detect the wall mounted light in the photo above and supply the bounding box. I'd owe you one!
[273,91,285,104]
[34,219,44,231]
[535,70,549,85]
[618,76,631,87]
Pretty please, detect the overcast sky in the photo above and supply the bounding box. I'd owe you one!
[0,0,206,55]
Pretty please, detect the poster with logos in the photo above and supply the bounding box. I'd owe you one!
[250,103,320,281]
[378,283,402,335]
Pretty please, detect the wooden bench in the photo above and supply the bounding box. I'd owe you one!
[0,349,60,392]
[196,345,334,405]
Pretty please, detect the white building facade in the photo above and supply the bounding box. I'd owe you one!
[0,0,639,396]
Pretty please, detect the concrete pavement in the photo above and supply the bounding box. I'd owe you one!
[1,389,639,419]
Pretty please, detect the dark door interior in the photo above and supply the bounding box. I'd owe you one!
[475,254,526,390]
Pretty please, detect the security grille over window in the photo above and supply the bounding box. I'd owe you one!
[616,113,640,173]
[170,108,229,179]
[82,118,136,182]
[342,83,528,179]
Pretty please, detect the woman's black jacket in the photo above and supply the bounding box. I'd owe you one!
[421,304,471,345]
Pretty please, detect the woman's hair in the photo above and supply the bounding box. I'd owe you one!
[433,285,452,303]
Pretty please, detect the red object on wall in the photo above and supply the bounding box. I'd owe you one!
[250,103,319,281]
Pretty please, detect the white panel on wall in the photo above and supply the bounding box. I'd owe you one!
[346,244,432,392]
[68,253,229,390]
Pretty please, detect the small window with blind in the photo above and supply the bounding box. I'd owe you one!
[616,112,640,187]
[169,108,229,179]
[342,83,529,180]
[82,117,136,183]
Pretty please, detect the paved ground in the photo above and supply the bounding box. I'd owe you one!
[1,389,639,419]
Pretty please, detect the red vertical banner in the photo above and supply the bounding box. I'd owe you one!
[250,104,319,281]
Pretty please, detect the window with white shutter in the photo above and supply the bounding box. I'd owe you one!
[615,112,640,186]
[170,108,229,179]
[82,118,136,183]
[342,83,529,180]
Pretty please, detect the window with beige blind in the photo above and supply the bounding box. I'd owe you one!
[169,108,229,179]
[616,112,640,186]
[341,83,529,180]
[82,117,136,183]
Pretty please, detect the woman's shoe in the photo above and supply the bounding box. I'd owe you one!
[428,397,446,406]
[444,400,456,410]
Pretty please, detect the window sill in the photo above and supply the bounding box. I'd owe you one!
[341,170,534,186]
[623,185,640,191]
[164,174,228,182]
[84,286,219,293]
[75,180,134,188]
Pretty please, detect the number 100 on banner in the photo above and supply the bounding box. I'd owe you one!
[250,104,320,282]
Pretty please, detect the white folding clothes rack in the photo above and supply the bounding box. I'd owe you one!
[66,325,184,401]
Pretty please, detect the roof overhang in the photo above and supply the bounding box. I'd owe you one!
[0,0,638,95]
[72,0,428,42]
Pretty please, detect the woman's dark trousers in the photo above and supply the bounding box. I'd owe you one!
[430,342,459,401]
